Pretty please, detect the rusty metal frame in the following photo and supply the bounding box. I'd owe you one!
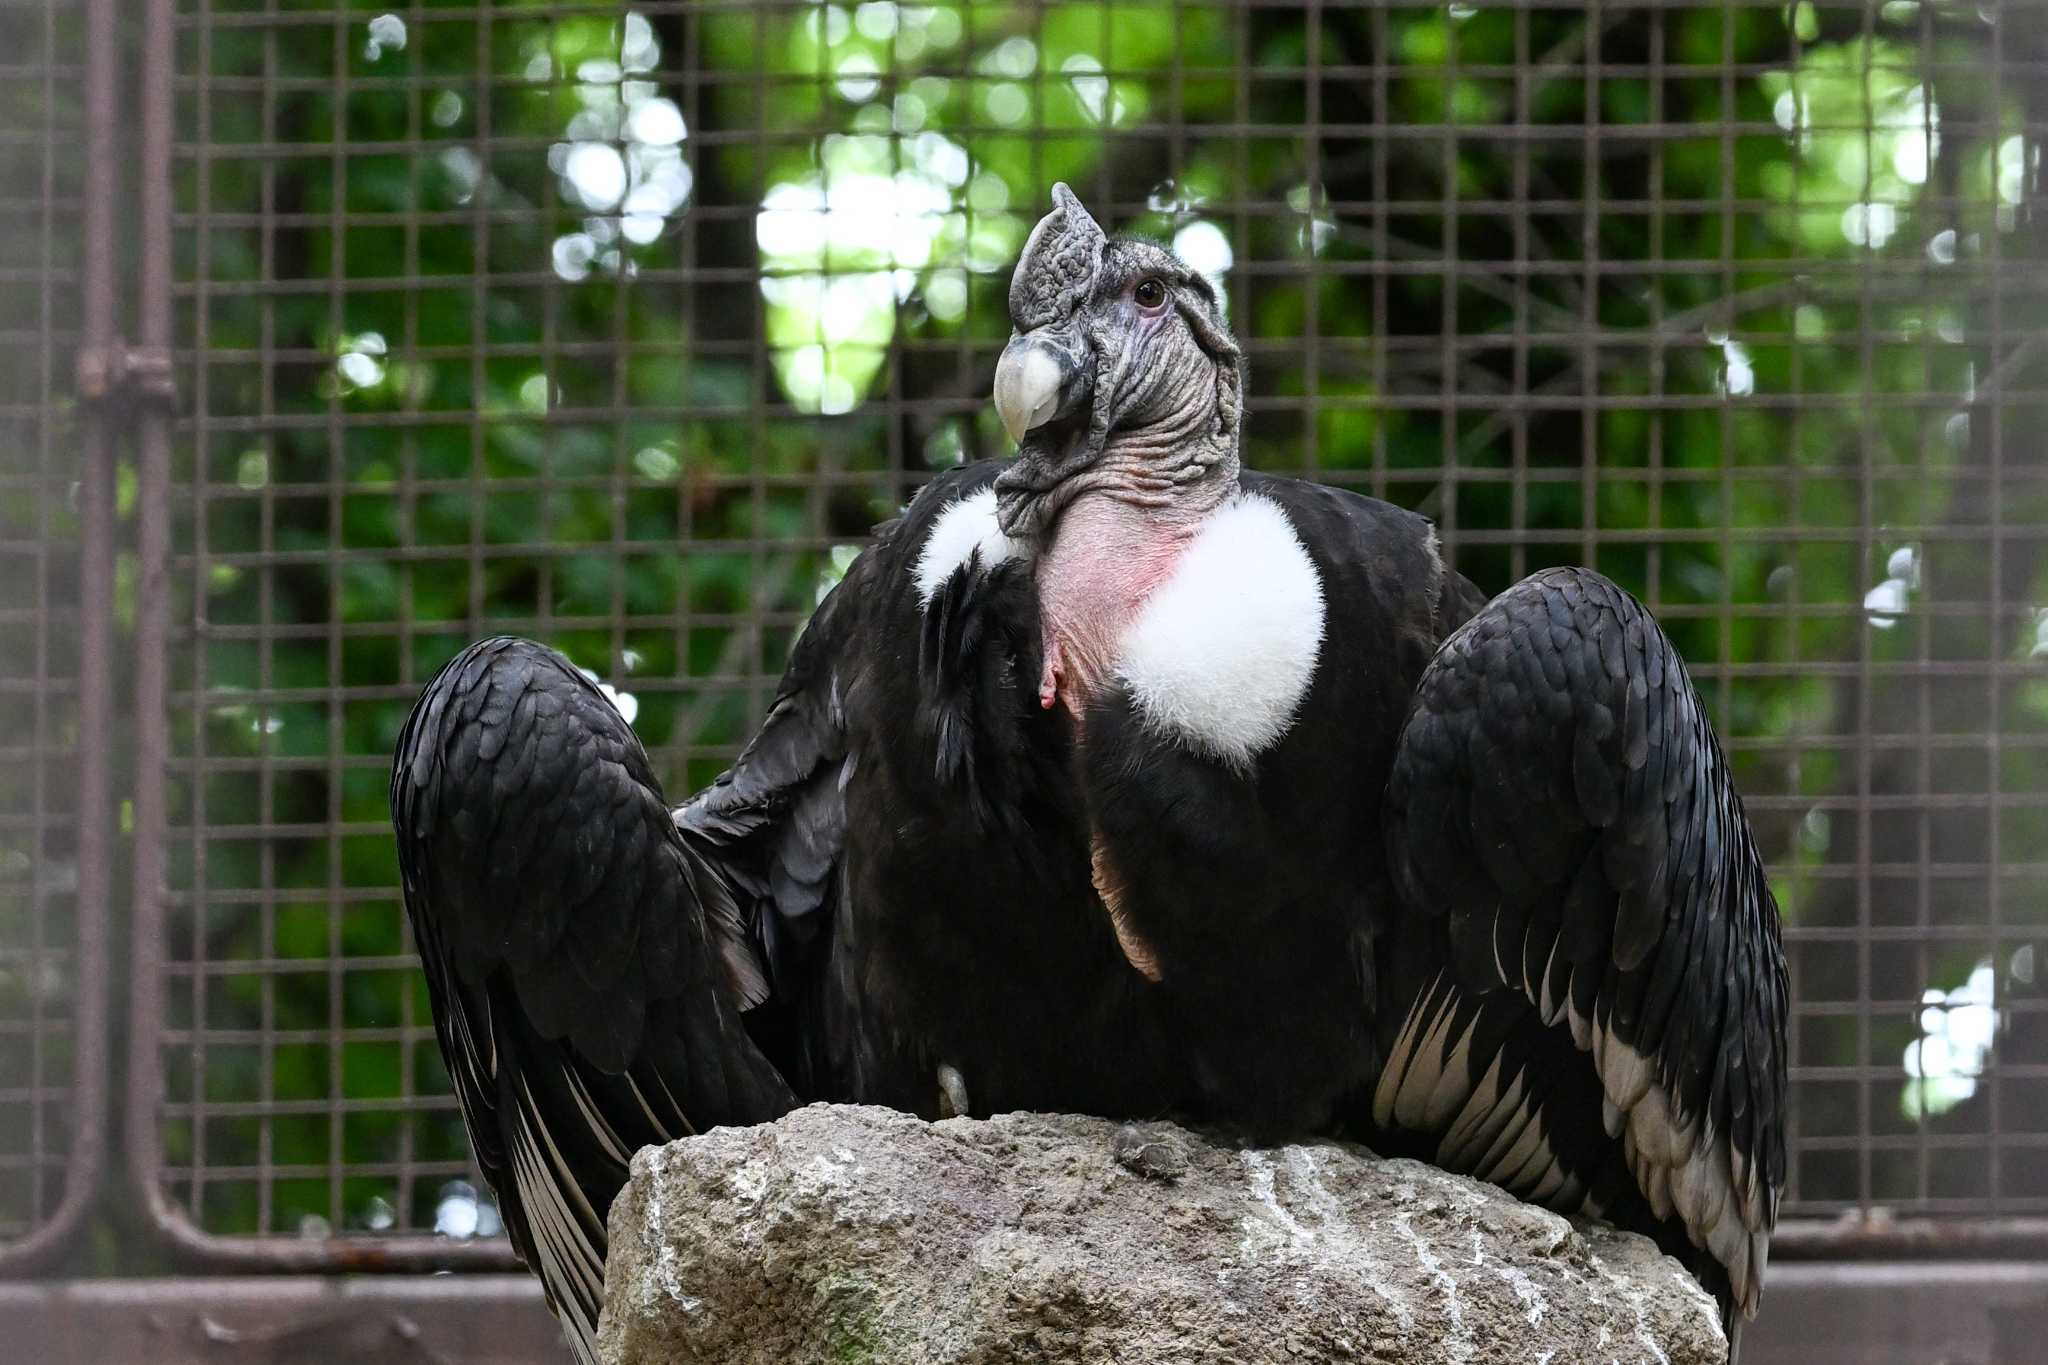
[5,1264,2045,1365]
[0,0,113,1275]
[1773,1216,2048,1261]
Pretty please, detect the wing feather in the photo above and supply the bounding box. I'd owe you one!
[395,462,1043,1358]
[1384,567,1789,1325]
[393,638,800,1362]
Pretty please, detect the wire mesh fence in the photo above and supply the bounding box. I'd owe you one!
[6,0,2047,1266]
[0,0,98,1263]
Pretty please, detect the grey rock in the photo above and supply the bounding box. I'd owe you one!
[599,1103,1726,1365]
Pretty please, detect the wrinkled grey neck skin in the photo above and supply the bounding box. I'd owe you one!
[1047,304,1240,530]
[994,187,1245,715]
[1033,333,1240,711]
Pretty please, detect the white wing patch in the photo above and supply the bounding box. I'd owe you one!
[1116,492,1325,771]
[1375,978,1591,1219]
[512,1071,606,1365]
[1386,961,1774,1318]
[562,1065,631,1167]
[914,487,1028,607]
[1591,1016,1772,1317]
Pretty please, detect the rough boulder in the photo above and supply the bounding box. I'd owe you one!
[599,1103,1726,1365]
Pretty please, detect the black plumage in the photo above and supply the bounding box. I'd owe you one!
[680,465,1174,1121]
[391,640,795,1341]
[1379,569,1786,1339]
[1072,472,1469,1134]
[392,185,1787,1363]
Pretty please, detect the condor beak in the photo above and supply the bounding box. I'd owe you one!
[994,339,1062,444]
[993,329,1091,445]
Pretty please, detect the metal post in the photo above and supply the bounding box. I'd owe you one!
[0,0,116,1279]
[123,0,179,1259]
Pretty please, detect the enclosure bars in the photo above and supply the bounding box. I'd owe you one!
[0,0,116,1277]
[113,0,515,1274]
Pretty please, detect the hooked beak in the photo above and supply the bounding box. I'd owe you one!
[990,326,1096,538]
[994,340,1062,444]
[993,329,1090,445]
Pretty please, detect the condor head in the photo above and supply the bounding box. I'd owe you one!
[991,184,1244,540]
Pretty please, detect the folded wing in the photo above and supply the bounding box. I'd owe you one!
[1381,567,1788,1328]
[392,638,800,1363]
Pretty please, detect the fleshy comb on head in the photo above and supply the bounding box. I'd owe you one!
[1007,182,1107,332]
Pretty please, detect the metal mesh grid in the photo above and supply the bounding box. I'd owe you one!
[140,0,2048,1252]
[0,0,89,1252]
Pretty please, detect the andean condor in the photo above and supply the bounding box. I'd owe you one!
[392,184,1788,1363]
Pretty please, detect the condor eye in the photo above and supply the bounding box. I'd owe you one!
[1133,278,1166,310]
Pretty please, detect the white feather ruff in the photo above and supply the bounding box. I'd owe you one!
[1115,492,1325,770]
[914,488,1028,607]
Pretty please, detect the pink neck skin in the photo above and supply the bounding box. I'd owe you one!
[1033,491,1206,716]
